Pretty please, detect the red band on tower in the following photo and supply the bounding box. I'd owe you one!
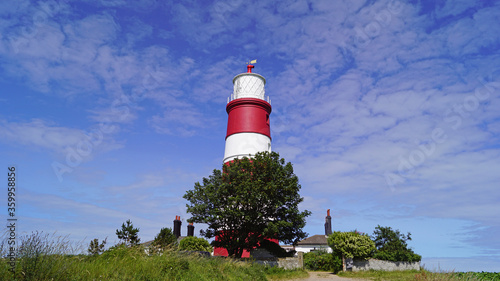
[226,98,272,140]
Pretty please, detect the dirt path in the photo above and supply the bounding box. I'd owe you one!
[288,271,368,281]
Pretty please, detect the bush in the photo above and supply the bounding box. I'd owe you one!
[178,236,213,253]
[371,225,421,262]
[304,251,342,273]
[328,231,375,260]
[373,250,422,262]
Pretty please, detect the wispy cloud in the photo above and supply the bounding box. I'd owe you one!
[0,119,122,156]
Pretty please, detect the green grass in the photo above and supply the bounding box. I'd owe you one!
[0,231,306,281]
[263,266,309,280]
[455,272,500,281]
[1,249,269,280]
[337,269,486,281]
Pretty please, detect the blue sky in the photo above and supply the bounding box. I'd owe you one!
[1,0,499,272]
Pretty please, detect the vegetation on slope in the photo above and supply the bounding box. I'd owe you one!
[0,231,306,281]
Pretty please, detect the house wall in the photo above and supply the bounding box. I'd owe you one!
[295,245,332,253]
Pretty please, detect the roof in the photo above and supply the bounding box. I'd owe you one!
[141,236,191,248]
[297,234,328,246]
[141,240,154,247]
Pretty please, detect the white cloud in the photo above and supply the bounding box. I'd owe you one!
[0,119,123,157]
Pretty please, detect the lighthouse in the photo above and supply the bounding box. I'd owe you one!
[214,63,275,257]
[223,64,272,163]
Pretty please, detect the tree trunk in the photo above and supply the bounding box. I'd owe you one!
[236,248,243,258]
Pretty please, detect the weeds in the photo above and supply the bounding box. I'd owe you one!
[1,231,305,280]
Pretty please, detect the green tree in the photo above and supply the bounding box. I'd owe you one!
[151,227,177,252]
[183,151,311,258]
[328,231,375,271]
[88,237,107,256]
[116,219,140,246]
[372,225,411,251]
[178,236,213,252]
[371,225,421,262]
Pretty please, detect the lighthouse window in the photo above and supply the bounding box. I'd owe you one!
[266,114,269,125]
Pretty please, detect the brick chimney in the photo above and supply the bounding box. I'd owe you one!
[325,209,332,236]
[173,215,182,238]
[187,222,194,237]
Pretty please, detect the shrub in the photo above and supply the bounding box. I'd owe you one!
[178,236,213,253]
[373,249,422,262]
[328,231,375,260]
[304,250,342,273]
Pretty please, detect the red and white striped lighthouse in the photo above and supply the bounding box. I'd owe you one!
[214,63,275,257]
[223,64,272,163]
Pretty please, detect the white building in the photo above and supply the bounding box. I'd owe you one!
[295,234,332,253]
[294,209,333,254]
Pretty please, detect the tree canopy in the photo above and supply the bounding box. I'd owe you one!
[327,231,375,260]
[116,219,140,246]
[183,151,311,258]
[371,225,421,262]
[151,227,177,252]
